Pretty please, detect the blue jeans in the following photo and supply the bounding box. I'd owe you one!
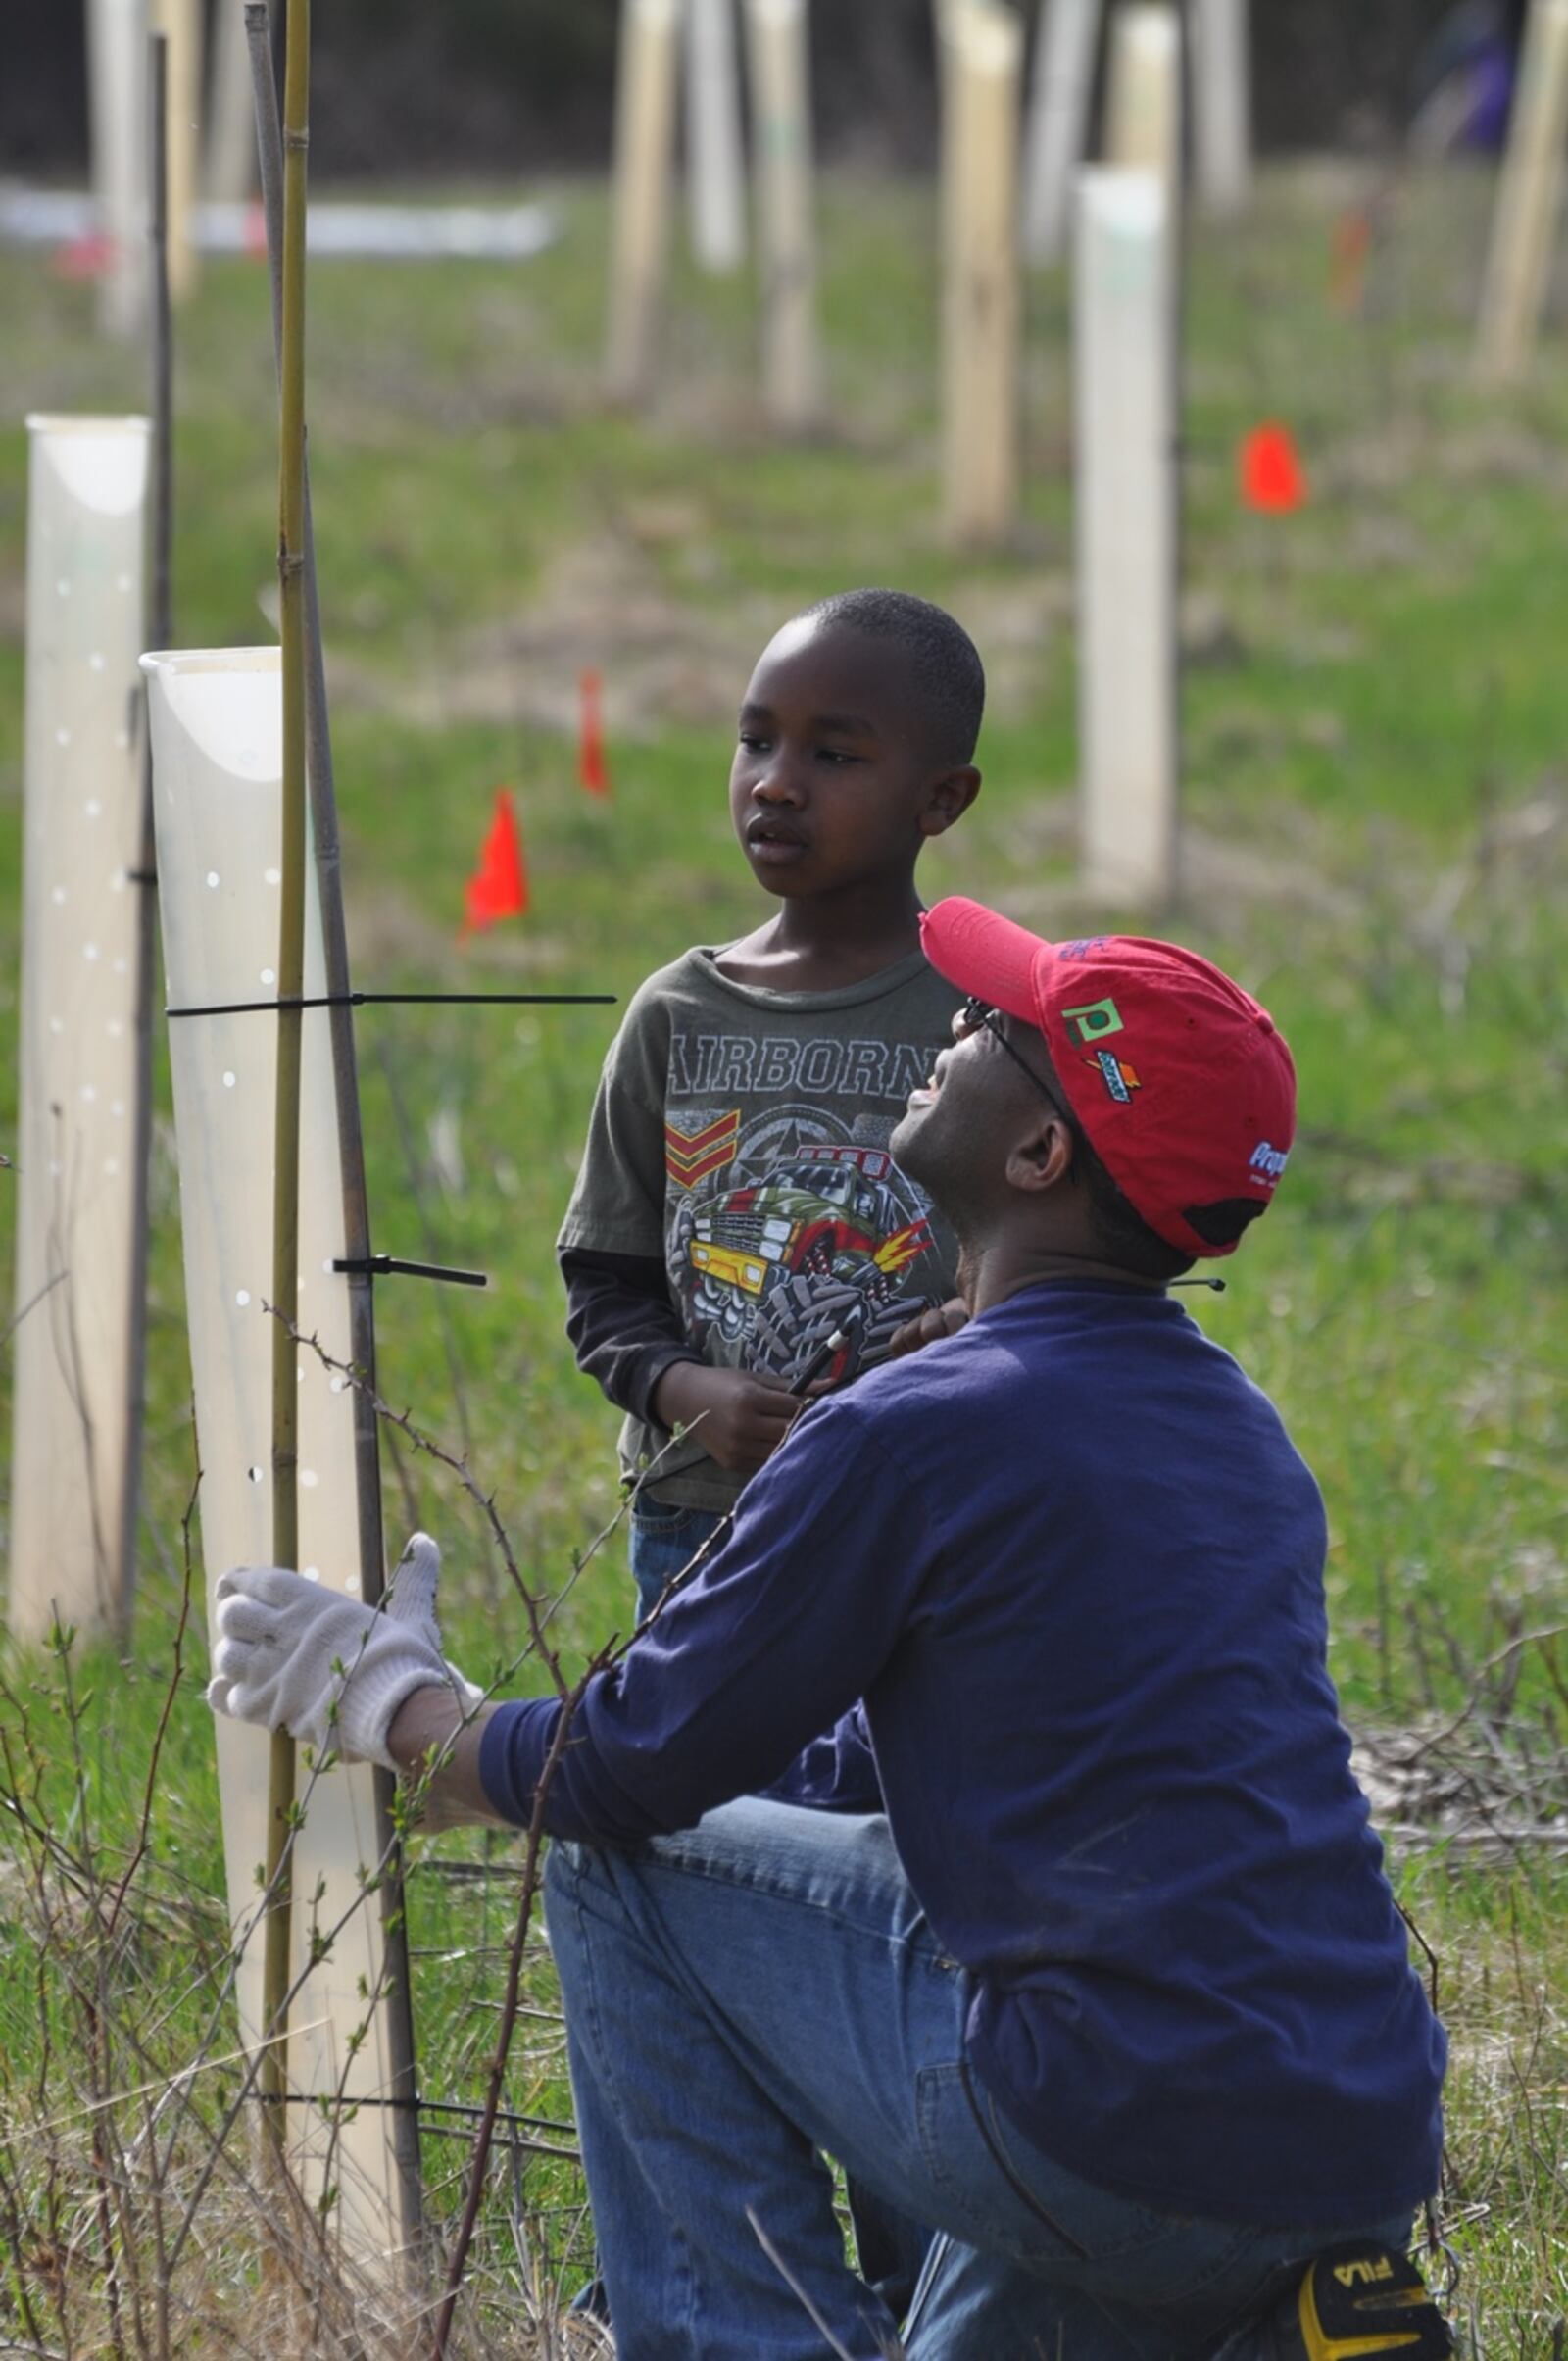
[628,1498,728,1625]
[544,1800,1413,2360]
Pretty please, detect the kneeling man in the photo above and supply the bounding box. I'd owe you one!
[213,900,1449,2361]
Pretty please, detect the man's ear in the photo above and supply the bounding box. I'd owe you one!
[1004,1112,1074,1196]
[919,765,981,836]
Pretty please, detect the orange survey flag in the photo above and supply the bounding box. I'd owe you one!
[1239,422,1308,516]
[461,790,528,935]
[579,667,612,797]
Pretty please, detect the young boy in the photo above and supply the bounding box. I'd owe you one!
[559,587,982,1619]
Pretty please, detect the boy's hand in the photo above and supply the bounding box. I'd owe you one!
[652,1362,803,1473]
[887,1297,969,1358]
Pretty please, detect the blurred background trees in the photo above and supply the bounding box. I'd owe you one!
[0,1,1520,179]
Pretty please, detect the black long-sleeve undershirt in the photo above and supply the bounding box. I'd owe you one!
[560,1246,702,1426]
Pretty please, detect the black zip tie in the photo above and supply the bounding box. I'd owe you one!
[126,868,158,886]
[251,2090,579,2149]
[166,990,615,1019]
[254,2090,570,2133]
[333,1254,487,1289]
[249,2094,578,2159]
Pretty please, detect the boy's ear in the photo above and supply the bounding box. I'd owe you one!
[919,765,981,837]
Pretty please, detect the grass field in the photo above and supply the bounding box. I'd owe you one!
[0,160,1565,2352]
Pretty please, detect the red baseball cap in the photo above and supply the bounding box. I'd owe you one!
[919,898,1297,1259]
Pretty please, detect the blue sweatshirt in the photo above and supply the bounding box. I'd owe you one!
[482,1282,1446,2227]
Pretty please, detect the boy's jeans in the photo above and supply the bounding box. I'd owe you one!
[627,1497,727,1625]
[544,1798,1413,2361]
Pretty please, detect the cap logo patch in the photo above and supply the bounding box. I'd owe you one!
[1089,1049,1141,1104]
[1062,997,1124,1045]
[1058,937,1108,961]
[1250,1140,1289,1183]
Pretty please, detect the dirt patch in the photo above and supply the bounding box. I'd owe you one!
[327,537,1082,741]
[330,530,782,737]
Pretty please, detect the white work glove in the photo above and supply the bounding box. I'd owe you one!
[208,1531,481,1771]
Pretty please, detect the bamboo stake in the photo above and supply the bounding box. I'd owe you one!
[121,30,173,1651]
[244,0,422,2243]
[262,0,309,2167]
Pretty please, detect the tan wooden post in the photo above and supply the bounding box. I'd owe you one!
[1105,0,1182,211]
[152,0,201,300]
[745,0,821,433]
[942,2,1024,545]
[1476,0,1568,381]
[606,0,681,402]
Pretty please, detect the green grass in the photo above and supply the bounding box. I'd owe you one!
[0,162,1565,2348]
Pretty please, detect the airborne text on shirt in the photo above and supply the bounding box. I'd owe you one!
[668,1032,935,1103]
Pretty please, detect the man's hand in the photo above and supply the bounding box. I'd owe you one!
[651,1361,803,1473]
[887,1297,969,1359]
[208,1531,480,1770]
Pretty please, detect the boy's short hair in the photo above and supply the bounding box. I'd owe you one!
[801,587,986,767]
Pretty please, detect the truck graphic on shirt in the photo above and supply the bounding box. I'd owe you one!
[675,1142,934,1378]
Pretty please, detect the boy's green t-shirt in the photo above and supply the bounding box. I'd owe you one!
[560,946,962,1510]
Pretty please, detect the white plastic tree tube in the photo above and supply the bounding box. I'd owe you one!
[9,417,150,1648]
[1105,1,1183,209]
[87,0,149,340]
[1021,0,1102,266]
[685,0,747,271]
[606,0,681,401]
[205,0,258,203]
[1074,172,1177,906]
[942,3,1023,546]
[745,0,821,433]
[1192,0,1250,217]
[1477,0,1568,382]
[143,647,416,2264]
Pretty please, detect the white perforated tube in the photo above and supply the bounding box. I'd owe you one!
[685,0,747,271]
[143,647,412,2265]
[1074,172,1177,906]
[206,0,259,203]
[1021,0,1101,266]
[1192,0,1250,217]
[87,0,149,340]
[10,417,150,1647]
